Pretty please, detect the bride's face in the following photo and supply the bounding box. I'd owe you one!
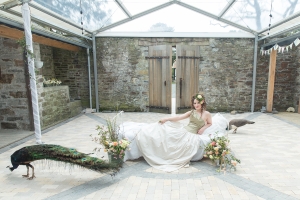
[193,99,202,110]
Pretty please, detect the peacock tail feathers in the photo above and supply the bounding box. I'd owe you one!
[10,144,120,174]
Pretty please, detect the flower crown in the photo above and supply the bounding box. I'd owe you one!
[195,94,204,104]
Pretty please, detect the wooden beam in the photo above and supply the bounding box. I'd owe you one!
[0,25,80,51]
[266,49,277,112]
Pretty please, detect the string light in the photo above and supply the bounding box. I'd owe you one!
[80,0,84,35]
[268,0,273,35]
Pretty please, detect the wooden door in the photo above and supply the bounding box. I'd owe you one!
[176,45,200,114]
[148,45,172,114]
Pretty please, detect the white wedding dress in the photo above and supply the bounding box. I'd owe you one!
[119,112,228,172]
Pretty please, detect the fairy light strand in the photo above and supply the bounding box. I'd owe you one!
[80,0,84,35]
[268,0,273,35]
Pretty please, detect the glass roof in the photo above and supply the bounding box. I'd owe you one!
[33,0,128,31]
[106,4,241,32]
[223,0,300,32]
[0,0,299,39]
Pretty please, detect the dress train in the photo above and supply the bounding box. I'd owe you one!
[119,113,228,172]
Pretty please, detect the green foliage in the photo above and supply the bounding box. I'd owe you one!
[17,37,35,59]
[91,113,130,160]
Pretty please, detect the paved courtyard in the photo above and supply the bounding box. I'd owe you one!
[0,111,300,200]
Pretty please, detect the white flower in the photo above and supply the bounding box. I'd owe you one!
[197,95,202,99]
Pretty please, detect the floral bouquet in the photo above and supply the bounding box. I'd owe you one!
[104,139,130,159]
[91,112,130,163]
[203,133,240,172]
[43,77,62,87]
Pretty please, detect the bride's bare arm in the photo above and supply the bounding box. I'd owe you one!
[159,111,191,124]
[197,111,212,134]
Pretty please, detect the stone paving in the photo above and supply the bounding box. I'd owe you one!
[0,112,300,200]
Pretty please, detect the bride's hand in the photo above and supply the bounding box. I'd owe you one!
[197,129,204,135]
[159,119,167,124]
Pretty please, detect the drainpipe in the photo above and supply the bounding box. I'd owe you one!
[251,34,258,113]
[92,34,99,112]
[87,48,92,108]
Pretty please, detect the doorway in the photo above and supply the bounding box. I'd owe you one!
[148,45,200,114]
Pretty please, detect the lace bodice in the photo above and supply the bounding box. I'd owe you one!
[184,110,205,134]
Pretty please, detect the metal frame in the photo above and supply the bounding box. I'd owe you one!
[28,1,93,34]
[0,16,91,48]
[3,9,92,40]
[175,1,255,34]
[1,0,22,9]
[251,34,258,113]
[260,32,300,49]
[94,1,175,34]
[92,34,99,112]
[258,11,300,35]
[87,48,92,109]
[114,0,131,18]
[218,0,236,19]
[258,23,300,41]
[2,0,299,42]
[94,0,255,35]
[96,31,255,38]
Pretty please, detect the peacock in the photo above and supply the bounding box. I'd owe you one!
[227,119,255,133]
[7,144,121,180]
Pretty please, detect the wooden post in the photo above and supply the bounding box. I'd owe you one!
[266,50,277,112]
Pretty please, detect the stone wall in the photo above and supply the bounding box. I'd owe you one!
[0,38,31,130]
[36,75,82,129]
[51,48,93,108]
[256,45,300,111]
[96,37,255,112]
[38,44,55,78]
[296,47,300,111]
[0,37,84,130]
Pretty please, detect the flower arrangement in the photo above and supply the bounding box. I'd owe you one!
[43,77,62,87]
[203,133,240,172]
[103,139,130,160]
[91,113,130,163]
[195,94,204,104]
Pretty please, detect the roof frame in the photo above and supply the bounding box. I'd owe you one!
[258,23,300,41]
[114,0,131,18]
[175,1,255,34]
[3,8,92,40]
[258,10,300,35]
[0,0,299,42]
[28,1,93,34]
[0,15,91,48]
[94,0,176,34]
[94,0,256,35]
[260,31,300,49]
[218,0,236,19]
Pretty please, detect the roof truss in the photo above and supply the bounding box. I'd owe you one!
[94,0,255,35]
[0,0,299,44]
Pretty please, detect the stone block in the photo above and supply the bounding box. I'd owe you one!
[7,116,23,121]
[0,74,14,84]
[1,122,17,129]
[0,108,15,115]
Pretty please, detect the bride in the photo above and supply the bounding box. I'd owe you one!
[119,94,228,172]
